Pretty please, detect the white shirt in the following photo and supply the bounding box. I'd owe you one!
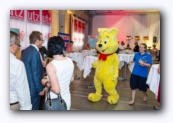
[30,44,39,51]
[30,44,43,61]
[10,53,32,110]
[119,45,126,50]
[49,58,74,110]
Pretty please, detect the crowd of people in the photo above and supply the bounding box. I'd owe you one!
[10,28,160,110]
[118,41,139,52]
[10,29,74,110]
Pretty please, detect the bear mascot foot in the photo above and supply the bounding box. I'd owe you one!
[88,93,102,102]
[107,95,119,104]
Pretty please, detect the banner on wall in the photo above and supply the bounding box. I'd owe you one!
[10,10,24,20]
[42,10,51,25]
[58,32,70,51]
[78,21,82,33]
[73,18,85,41]
[72,17,85,52]
[74,19,78,32]
[82,23,85,33]
[88,36,97,49]
[27,10,40,23]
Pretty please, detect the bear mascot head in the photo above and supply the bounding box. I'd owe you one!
[88,28,119,104]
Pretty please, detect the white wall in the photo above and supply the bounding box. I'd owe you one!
[92,13,160,50]
[10,10,51,50]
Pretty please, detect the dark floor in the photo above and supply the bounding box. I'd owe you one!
[70,63,160,110]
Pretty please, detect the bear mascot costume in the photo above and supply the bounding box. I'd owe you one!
[88,28,119,104]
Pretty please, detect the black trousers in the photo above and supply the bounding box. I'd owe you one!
[39,95,45,110]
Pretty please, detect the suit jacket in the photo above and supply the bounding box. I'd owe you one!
[133,45,139,52]
[21,45,44,97]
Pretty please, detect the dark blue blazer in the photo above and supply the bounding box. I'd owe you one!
[21,45,44,97]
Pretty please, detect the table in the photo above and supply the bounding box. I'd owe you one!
[146,64,160,99]
[118,54,134,81]
[82,49,97,56]
[82,54,134,79]
[119,50,134,54]
[65,52,84,71]
[83,56,97,78]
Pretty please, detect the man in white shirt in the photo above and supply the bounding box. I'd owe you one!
[118,41,126,50]
[10,28,32,110]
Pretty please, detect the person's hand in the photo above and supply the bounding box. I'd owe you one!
[128,61,133,65]
[139,59,144,66]
[39,90,45,96]
[42,60,46,67]
[41,77,47,85]
[43,87,48,94]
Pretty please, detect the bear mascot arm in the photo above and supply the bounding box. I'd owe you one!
[113,53,119,80]
[92,58,99,68]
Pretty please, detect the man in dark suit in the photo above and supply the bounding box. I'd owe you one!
[133,42,139,52]
[21,31,45,110]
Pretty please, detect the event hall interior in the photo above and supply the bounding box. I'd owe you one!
[10,10,160,110]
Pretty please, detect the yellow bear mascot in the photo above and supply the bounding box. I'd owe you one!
[88,28,119,104]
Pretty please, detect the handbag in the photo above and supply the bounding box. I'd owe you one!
[44,88,67,110]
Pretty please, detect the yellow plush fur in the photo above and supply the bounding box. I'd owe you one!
[88,28,119,104]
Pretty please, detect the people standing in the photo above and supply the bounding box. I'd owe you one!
[151,44,158,63]
[126,44,132,50]
[66,41,74,53]
[39,45,49,60]
[118,41,126,50]
[128,43,152,105]
[133,42,139,52]
[10,28,32,110]
[42,36,74,110]
[151,44,158,57]
[21,31,45,110]
[83,42,91,50]
[39,45,50,74]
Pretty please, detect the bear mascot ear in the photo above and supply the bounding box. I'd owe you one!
[109,28,118,36]
[98,28,109,34]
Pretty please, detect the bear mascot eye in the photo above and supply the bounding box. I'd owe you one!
[104,40,107,44]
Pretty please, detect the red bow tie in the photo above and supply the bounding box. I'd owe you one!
[98,53,113,61]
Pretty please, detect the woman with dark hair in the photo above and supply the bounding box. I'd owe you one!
[126,44,132,50]
[42,36,74,110]
[118,41,126,50]
[128,43,152,105]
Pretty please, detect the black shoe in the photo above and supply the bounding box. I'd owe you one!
[153,106,160,110]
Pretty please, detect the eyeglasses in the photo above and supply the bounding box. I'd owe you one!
[15,43,21,48]
[40,39,45,43]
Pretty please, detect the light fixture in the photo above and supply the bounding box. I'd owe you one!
[143,36,149,41]
[135,36,140,41]
[126,36,132,40]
